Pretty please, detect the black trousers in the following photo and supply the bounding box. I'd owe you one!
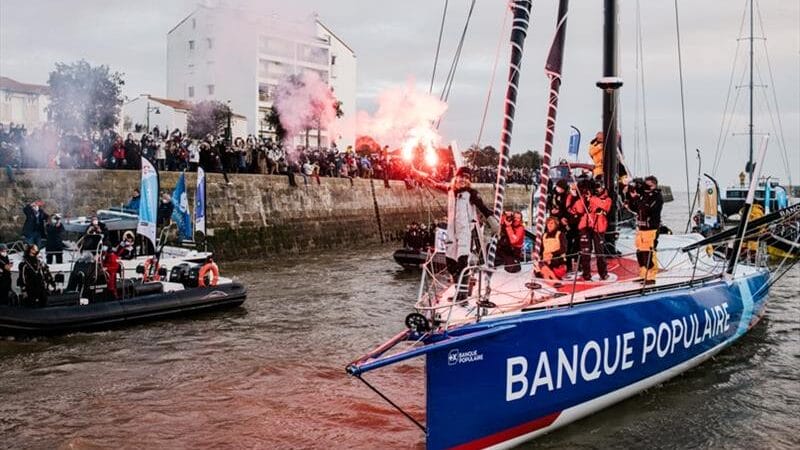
[46,251,63,265]
[0,278,10,305]
[446,255,470,297]
[579,229,608,279]
[565,227,579,271]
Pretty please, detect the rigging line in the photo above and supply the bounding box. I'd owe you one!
[753,55,791,180]
[756,1,794,186]
[354,375,426,433]
[429,0,449,95]
[637,2,652,176]
[633,0,642,175]
[476,6,511,147]
[711,2,749,176]
[633,0,651,176]
[713,63,749,175]
[673,0,692,213]
[440,0,477,103]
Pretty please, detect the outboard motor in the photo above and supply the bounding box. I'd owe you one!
[169,262,200,287]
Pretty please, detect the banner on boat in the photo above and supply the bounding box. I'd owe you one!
[137,158,159,246]
[194,167,206,236]
[568,126,581,159]
[171,171,192,241]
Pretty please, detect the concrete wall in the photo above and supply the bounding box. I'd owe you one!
[0,169,532,260]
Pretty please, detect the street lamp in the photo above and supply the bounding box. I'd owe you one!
[226,100,232,146]
[146,101,160,133]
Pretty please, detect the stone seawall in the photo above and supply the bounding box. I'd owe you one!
[0,170,532,259]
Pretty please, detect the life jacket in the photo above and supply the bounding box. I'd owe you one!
[589,193,612,233]
[570,197,591,230]
[542,230,562,262]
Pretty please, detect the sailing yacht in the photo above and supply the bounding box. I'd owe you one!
[347,1,800,449]
[715,0,795,220]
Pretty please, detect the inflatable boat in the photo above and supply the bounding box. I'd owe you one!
[0,261,246,336]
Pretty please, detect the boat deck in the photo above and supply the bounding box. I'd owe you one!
[420,233,761,327]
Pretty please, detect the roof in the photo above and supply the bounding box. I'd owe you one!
[316,20,356,57]
[146,95,193,111]
[139,95,247,119]
[0,76,49,96]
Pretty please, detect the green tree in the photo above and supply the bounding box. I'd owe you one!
[462,144,499,167]
[46,60,124,133]
[265,105,287,145]
[509,150,542,169]
[187,100,231,139]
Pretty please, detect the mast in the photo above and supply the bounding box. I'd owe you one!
[597,0,623,250]
[747,0,754,183]
[531,0,570,270]
[485,0,533,268]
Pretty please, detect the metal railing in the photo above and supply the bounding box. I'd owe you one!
[410,224,792,332]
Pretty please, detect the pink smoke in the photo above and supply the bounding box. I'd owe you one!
[345,81,448,153]
[273,71,339,141]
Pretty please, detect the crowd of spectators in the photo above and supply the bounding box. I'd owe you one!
[0,123,536,187]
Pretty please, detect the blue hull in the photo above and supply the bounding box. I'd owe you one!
[423,271,769,449]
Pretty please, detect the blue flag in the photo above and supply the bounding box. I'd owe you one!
[137,158,159,247]
[194,167,206,237]
[171,171,192,241]
[568,126,581,159]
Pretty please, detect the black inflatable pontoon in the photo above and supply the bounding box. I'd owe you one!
[0,281,247,336]
[392,248,446,269]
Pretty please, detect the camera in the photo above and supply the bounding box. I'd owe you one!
[627,178,645,195]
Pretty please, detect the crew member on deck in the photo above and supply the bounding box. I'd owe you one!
[588,182,612,280]
[416,166,498,302]
[198,256,219,287]
[626,175,664,284]
[0,244,12,305]
[570,180,607,281]
[539,217,567,280]
[497,211,525,272]
[549,179,579,271]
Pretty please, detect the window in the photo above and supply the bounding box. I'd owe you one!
[331,55,337,65]
[188,40,195,51]
[259,36,294,58]
[258,83,276,102]
[207,84,215,95]
[298,44,328,65]
[192,18,196,29]
[188,86,195,98]
[206,38,213,49]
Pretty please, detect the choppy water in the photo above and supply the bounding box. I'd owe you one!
[0,196,798,449]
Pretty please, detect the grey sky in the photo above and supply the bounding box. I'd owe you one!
[1,0,798,188]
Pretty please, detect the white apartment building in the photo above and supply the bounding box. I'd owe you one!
[0,76,50,129]
[166,6,357,147]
